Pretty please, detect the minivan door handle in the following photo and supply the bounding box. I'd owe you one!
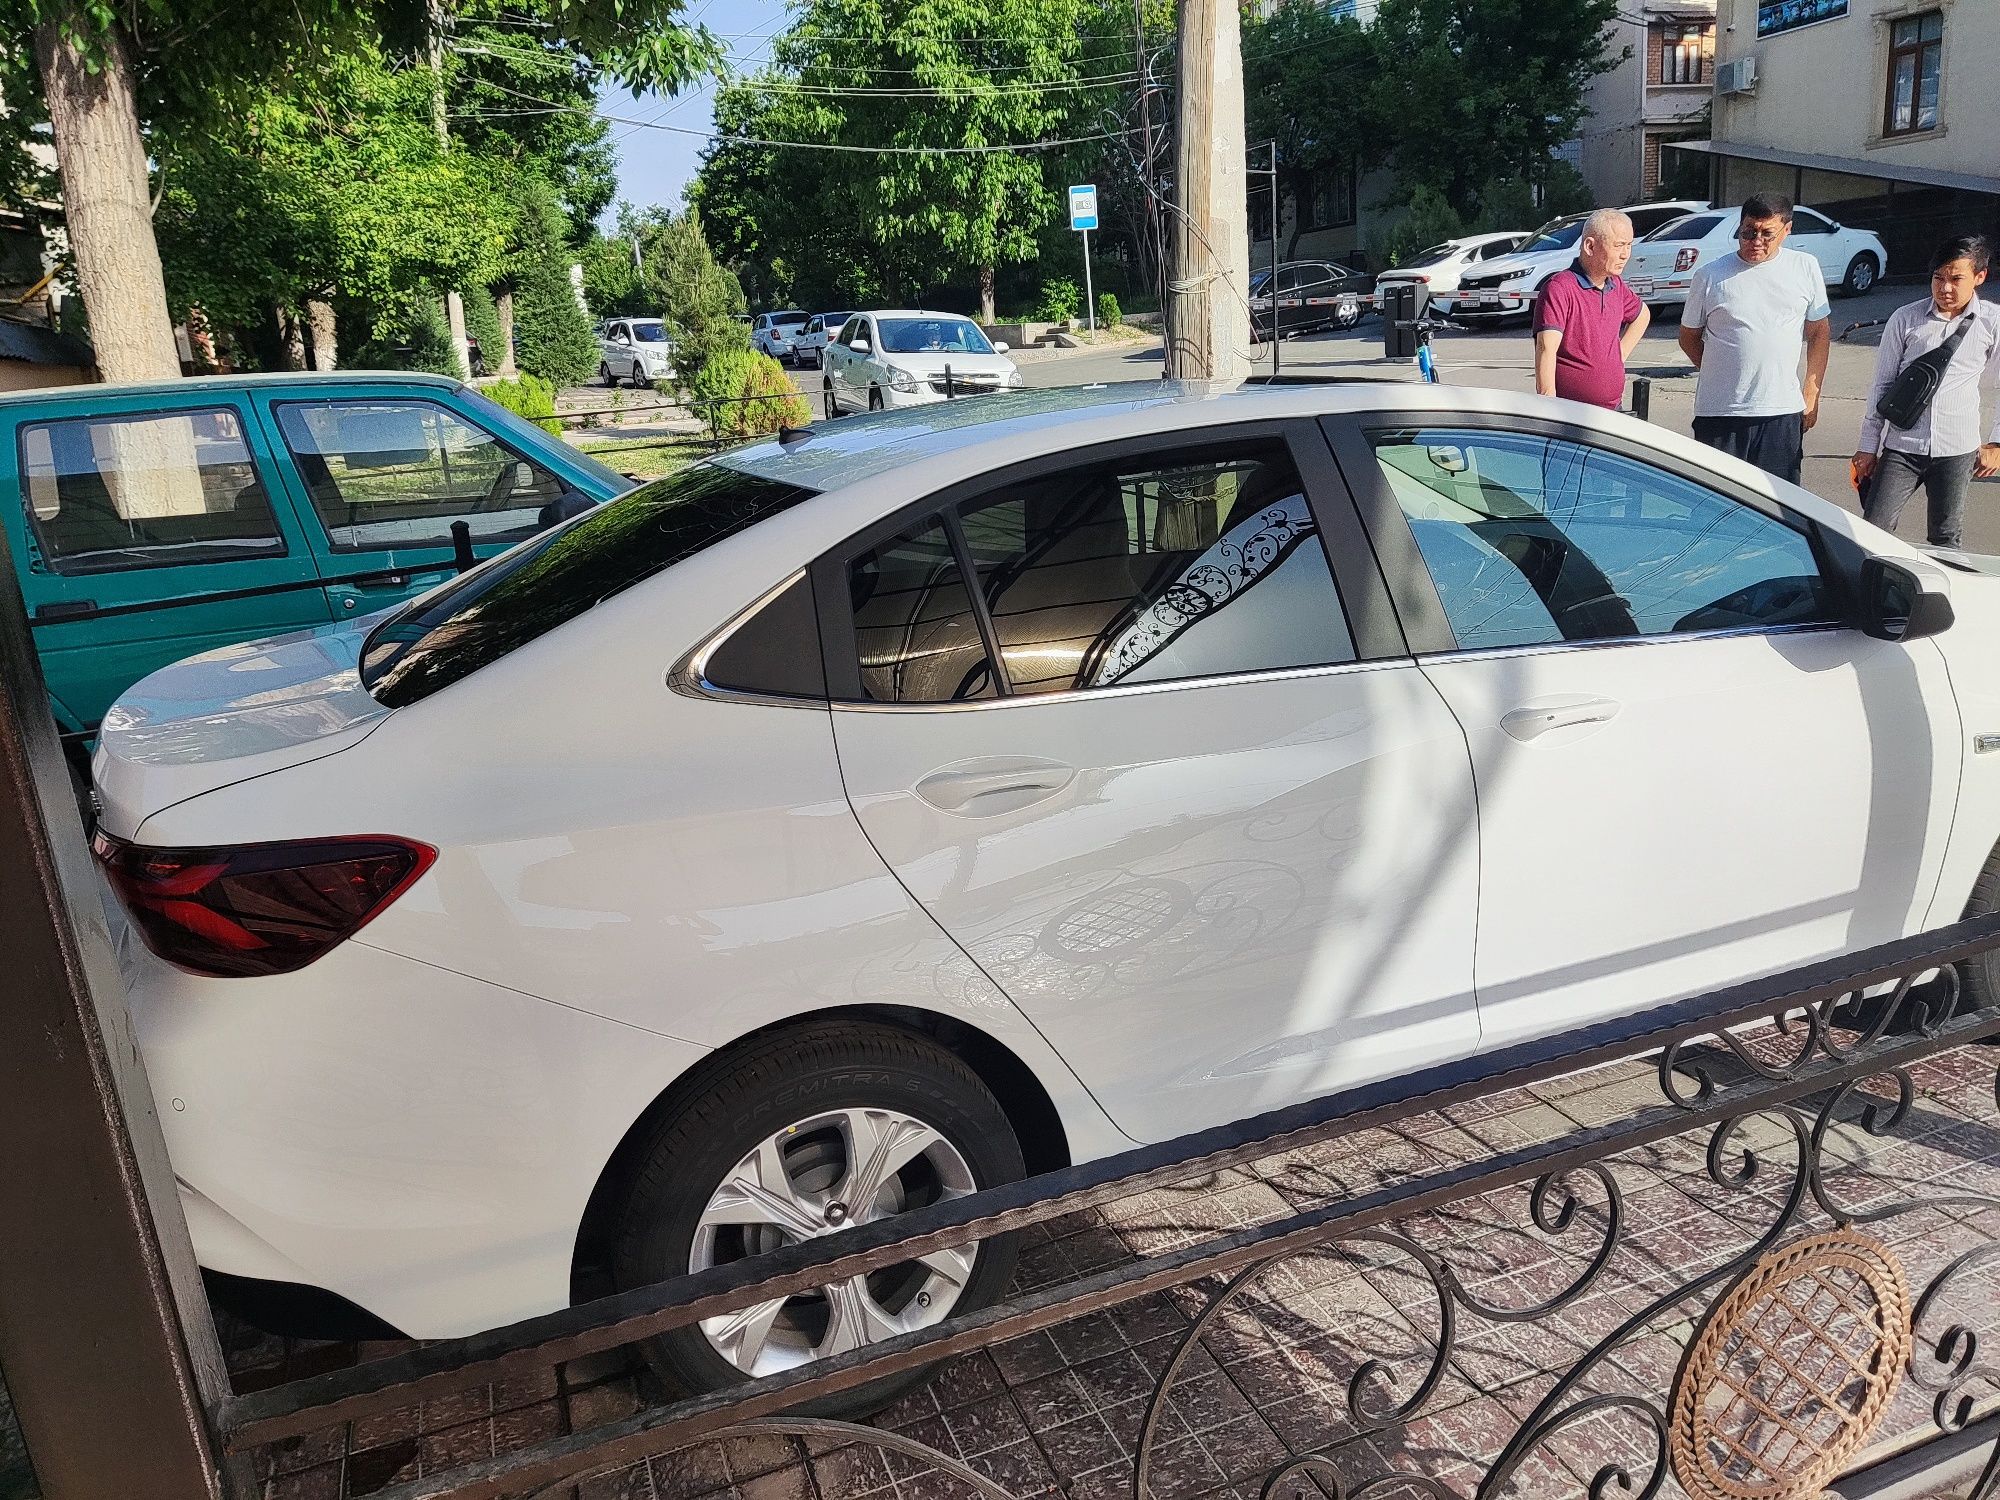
[32,599,98,623]
[1500,696,1621,742]
[914,758,1076,816]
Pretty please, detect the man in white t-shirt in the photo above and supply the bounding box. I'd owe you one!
[1677,192,1832,484]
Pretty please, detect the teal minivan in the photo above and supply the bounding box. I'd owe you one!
[0,372,633,746]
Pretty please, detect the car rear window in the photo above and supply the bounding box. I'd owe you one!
[1643,213,1724,242]
[359,461,813,708]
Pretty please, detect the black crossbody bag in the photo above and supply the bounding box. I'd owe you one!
[1876,314,1974,430]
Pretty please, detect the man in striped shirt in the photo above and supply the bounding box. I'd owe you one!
[1854,235,2000,549]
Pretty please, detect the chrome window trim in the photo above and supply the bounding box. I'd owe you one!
[825,655,1408,713]
[669,569,828,710]
[1415,620,1848,667]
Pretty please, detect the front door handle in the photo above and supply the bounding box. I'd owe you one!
[1500,696,1620,742]
[914,758,1076,815]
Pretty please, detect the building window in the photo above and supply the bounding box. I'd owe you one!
[1884,11,1943,136]
[1659,23,1712,85]
[1305,164,1355,231]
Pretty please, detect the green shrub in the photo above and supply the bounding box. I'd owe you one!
[1035,277,1082,323]
[1095,292,1122,327]
[689,348,811,438]
[511,185,601,388]
[462,283,503,356]
[481,373,561,435]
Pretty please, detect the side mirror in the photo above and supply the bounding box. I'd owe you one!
[992,340,1010,353]
[1859,557,1954,641]
[851,338,872,355]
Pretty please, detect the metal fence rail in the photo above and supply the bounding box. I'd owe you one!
[215,915,2000,1500]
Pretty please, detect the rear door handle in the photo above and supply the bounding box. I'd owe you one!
[32,599,98,623]
[1500,697,1620,742]
[914,758,1076,815]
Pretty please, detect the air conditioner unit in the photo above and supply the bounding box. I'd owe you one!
[1716,55,1758,94]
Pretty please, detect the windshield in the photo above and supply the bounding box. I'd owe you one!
[878,318,995,355]
[631,322,669,342]
[360,462,812,708]
[1401,243,1459,270]
[1521,218,1586,254]
[1643,213,1724,243]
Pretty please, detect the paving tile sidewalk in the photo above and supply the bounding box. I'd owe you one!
[235,1046,2000,1500]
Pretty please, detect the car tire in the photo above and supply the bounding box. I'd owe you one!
[600,362,616,387]
[823,381,839,420]
[605,1022,1024,1417]
[1841,253,1880,297]
[1959,845,2000,1015]
[868,386,884,412]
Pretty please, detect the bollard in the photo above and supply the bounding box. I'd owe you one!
[1632,376,1652,423]
[945,363,956,399]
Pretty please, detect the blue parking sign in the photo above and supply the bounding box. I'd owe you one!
[1068,184,1099,232]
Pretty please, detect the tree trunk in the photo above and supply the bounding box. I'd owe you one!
[305,299,337,370]
[277,308,307,370]
[32,12,181,382]
[495,287,518,377]
[979,265,996,325]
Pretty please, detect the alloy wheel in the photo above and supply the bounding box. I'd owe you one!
[687,1107,977,1378]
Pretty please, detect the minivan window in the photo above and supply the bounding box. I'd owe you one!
[360,462,813,708]
[19,407,287,574]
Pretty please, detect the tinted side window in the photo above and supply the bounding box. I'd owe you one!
[276,399,566,553]
[1371,427,1833,651]
[19,408,285,574]
[1792,211,1834,235]
[958,443,1354,694]
[849,519,996,702]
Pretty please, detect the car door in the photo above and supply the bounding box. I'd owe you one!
[1325,411,1961,1053]
[9,393,333,731]
[826,319,861,407]
[251,389,580,622]
[820,422,1483,1142]
[1789,209,1843,281]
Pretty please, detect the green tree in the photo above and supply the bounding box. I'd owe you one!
[509,178,600,385]
[695,0,1096,320]
[1370,0,1623,220]
[1244,3,1389,259]
[653,206,748,393]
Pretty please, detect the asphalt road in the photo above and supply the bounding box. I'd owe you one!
[1017,283,2000,556]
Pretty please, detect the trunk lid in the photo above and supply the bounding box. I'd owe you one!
[93,617,389,839]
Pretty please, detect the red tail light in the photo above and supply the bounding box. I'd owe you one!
[92,833,436,978]
[1675,248,1699,272]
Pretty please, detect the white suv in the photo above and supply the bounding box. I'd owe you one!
[95,382,2000,1412]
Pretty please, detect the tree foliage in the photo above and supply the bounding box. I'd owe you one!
[509,177,599,385]
[694,0,1095,315]
[652,206,746,392]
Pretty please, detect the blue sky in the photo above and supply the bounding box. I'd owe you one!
[597,0,791,220]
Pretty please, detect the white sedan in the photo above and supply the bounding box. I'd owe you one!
[597,317,673,387]
[821,310,1020,414]
[94,382,2000,1415]
[1371,232,1528,316]
[1626,205,1890,308]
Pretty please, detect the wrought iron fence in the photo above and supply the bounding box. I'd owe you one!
[212,916,2000,1500]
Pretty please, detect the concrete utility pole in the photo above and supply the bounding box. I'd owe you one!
[1164,0,1251,383]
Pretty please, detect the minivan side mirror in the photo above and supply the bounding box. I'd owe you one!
[1859,556,1954,641]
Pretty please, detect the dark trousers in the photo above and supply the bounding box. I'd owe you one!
[1862,448,1977,549]
[1692,413,1805,485]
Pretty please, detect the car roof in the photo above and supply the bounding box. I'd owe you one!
[0,369,464,408]
[861,309,981,320]
[711,377,1907,567]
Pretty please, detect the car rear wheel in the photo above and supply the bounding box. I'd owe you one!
[600,362,616,387]
[1841,253,1880,297]
[606,1022,1023,1416]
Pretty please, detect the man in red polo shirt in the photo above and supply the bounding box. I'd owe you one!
[1533,208,1651,409]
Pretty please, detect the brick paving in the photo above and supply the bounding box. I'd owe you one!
[233,1044,2000,1500]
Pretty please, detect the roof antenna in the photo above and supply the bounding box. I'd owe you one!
[778,424,813,445]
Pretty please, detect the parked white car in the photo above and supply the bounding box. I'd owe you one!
[1453,201,1710,321]
[1626,205,1889,308]
[95,381,2000,1416]
[751,310,812,365]
[597,317,673,387]
[793,310,853,368]
[1372,232,1528,316]
[821,310,1020,414]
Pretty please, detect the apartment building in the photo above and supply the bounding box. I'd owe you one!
[1674,0,1998,271]
[1576,0,1719,207]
